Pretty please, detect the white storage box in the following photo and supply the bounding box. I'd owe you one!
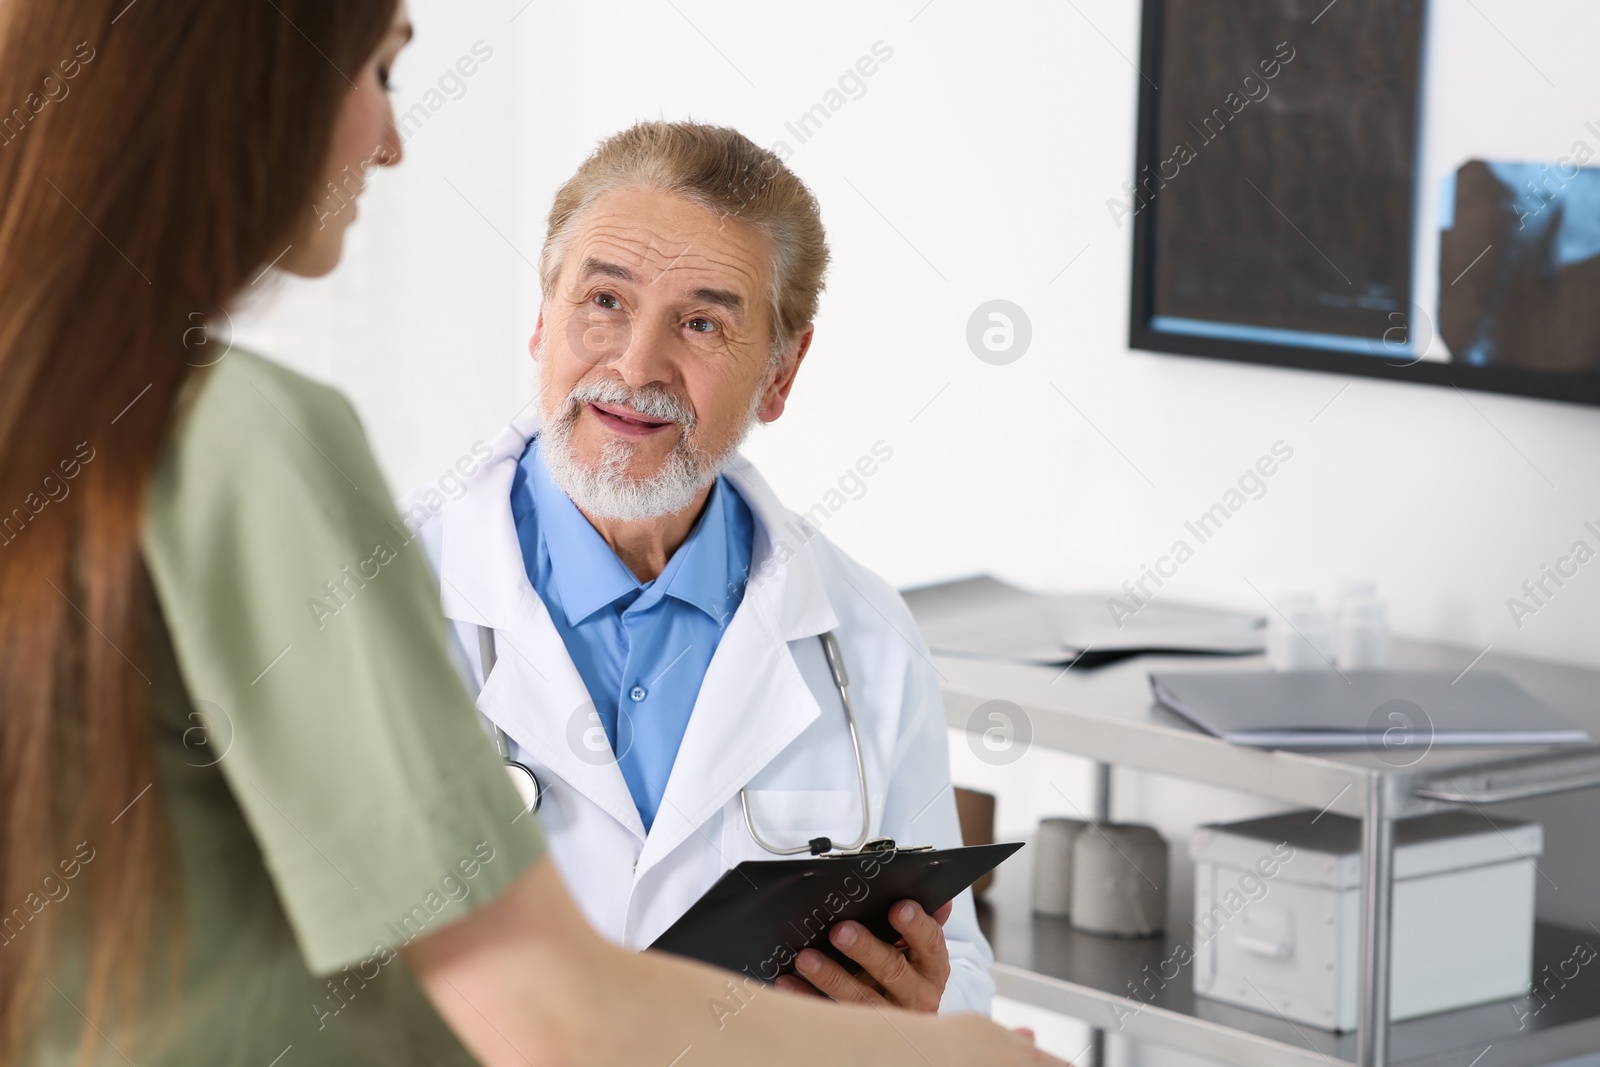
[1189,809,1541,1032]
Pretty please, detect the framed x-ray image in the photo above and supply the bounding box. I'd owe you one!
[1128,0,1600,406]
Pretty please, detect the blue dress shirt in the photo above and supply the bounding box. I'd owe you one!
[509,438,754,832]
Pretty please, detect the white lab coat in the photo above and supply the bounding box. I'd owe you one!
[402,410,996,1013]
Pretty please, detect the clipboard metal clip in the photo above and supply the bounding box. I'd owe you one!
[827,837,935,857]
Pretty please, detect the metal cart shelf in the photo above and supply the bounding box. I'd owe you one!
[939,639,1600,1067]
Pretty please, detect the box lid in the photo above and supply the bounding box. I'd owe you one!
[1188,810,1542,890]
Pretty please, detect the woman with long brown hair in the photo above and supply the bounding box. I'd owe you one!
[0,1,1063,1064]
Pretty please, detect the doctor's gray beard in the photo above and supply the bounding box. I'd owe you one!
[538,370,760,521]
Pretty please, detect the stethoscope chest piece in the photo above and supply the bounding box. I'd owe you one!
[504,759,543,815]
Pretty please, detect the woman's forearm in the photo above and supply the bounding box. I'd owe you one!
[406,859,925,1066]
[406,859,1064,1067]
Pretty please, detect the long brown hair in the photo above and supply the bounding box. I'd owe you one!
[0,0,397,1057]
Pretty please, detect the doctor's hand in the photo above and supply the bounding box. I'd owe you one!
[775,899,953,1013]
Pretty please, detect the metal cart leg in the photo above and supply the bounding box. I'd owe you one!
[1090,762,1113,1066]
[1357,773,1396,1067]
[1093,761,1113,827]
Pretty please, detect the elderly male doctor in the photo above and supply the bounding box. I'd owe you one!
[407,121,994,1013]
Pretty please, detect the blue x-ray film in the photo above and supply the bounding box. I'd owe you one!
[1438,160,1600,373]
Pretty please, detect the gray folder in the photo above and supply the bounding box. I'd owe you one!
[1150,669,1591,748]
[902,575,1265,667]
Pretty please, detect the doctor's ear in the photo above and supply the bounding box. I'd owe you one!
[528,309,546,363]
[757,324,813,424]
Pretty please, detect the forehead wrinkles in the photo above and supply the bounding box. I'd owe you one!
[570,215,771,296]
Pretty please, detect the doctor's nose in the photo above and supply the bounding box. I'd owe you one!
[587,314,678,392]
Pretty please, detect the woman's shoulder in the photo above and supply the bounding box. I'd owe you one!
[146,348,389,553]
[177,348,363,459]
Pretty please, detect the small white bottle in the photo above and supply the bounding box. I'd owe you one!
[1333,578,1377,631]
[1267,591,1332,670]
[1337,593,1391,669]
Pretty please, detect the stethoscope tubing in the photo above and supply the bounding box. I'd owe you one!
[738,630,871,855]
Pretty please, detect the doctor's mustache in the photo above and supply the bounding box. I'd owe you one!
[555,375,699,433]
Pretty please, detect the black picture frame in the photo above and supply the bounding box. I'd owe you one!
[1127,0,1600,408]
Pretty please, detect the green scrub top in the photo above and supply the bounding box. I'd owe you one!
[26,351,545,1065]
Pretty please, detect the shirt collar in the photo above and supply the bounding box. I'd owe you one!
[527,439,745,627]
[659,476,742,625]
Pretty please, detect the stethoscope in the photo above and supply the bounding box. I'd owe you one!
[476,625,871,856]
[479,626,546,816]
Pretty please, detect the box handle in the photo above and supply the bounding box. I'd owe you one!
[1234,907,1294,960]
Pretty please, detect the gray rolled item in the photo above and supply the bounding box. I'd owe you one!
[1031,817,1089,917]
[1070,823,1169,937]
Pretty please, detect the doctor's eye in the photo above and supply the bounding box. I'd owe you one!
[685,316,718,334]
[593,292,623,311]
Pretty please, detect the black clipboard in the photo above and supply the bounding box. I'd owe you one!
[648,840,1023,982]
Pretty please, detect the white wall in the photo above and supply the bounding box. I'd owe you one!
[238,0,1600,673]
[233,1,1600,1062]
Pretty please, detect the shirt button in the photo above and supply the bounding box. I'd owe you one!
[630,685,647,702]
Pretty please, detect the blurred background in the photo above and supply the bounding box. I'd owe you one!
[232,2,1600,1061]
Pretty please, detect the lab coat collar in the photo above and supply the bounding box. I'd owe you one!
[438,405,543,630]
[719,453,838,642]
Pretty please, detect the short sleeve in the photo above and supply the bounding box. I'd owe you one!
[142,352,544,975]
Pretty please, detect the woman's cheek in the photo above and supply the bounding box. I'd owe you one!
[331,81,384,171]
